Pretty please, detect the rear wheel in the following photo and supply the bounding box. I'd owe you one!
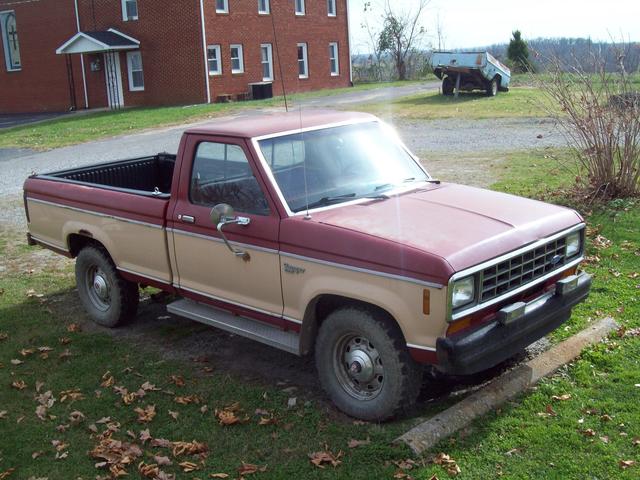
[315,307,421,421]
[442,76,454,96]
[75,246,139,327]
[486,77,498,97]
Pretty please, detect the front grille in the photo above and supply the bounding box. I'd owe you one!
[480,236,568,303]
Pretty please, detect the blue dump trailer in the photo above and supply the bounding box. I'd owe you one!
[430,51,511,97]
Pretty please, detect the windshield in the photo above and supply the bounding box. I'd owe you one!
[257,122,429,213]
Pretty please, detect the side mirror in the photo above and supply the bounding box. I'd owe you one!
[210,203,235,225]
[209,204,251,260]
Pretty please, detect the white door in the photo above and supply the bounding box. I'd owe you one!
[103,52,124,108]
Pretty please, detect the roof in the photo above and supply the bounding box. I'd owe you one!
[186,110,379,139]
[56,28,139,54]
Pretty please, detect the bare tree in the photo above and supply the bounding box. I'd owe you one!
[435,12,446,51]
[377,0,429,80]
[536,46,640,199]
[360,1,385,81]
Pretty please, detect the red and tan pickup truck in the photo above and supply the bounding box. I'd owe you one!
[23,111,591,420]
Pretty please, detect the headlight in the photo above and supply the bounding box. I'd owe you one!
[451,276,475,309]
[566,231,581,258]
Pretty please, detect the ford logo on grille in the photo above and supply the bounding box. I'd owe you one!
[551,254,563,266]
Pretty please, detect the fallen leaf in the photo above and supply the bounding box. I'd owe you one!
[134,405,156,423]
[58,349,72,360]
[169,375,185,387]
[10,359,23,366]
[619,460,636,469]
[153,455,172,466]
[258,415,277,426]
[59,389,84,403]
[168,410,179,421]
[174,395,201,405]
[0,333,7,341]
[141,381,160,392]
[100,371,115,388]
[209,474,229,479]
[20,348,35,357]
[347,438,371,448]
[600,436,609,443]
[11,380,27,390]
[551,394,571,401]
[179,461,199,472]
[0,411,7,419]
[632,437,640,446]
[309,448,343,469]
[59,337,71,345]
[138,461,160,478]
[66,323,82,332]
[581,429,596,437]
[172,440,208,457]
[35,405,48,421]
[0,469,15,479]
[238,462,267,475]
[601,414,613,422]
[140,429,152,444]
[69,411,85,424]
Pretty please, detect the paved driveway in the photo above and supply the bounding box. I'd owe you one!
[0,112,67,129]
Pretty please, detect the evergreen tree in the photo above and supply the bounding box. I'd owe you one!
[507,30,532,72]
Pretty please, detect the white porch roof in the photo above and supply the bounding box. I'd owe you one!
[56,28,140,54]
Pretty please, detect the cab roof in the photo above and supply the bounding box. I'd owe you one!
[185,110,378,139]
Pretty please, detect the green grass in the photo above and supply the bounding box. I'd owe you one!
[353,86,550,120]
[0,81,420,151]
[1,149,639,478]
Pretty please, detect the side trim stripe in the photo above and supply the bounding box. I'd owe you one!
[27,197,163,229]
[280,251,444,289]
[406,343,437,352]
[117,267,171,286]
[168,227,278,255]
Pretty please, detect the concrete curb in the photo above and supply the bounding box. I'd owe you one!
[396,317,618,455]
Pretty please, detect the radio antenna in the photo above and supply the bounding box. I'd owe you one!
[270,8,289,112]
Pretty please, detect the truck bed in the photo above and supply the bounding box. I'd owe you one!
[36,154,176,197]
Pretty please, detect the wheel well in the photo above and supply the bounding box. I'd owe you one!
[494,74,502,87]
[68,233,104,258]
[299,294,405,356]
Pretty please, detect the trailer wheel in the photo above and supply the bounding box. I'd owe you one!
[486,77,499,97]
[75,246,139,327]
[315,307,422,421]
[442,76,454,96]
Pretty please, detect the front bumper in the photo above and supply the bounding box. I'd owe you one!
[436,272,592,375]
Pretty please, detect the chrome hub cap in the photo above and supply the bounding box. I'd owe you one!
[86,266,111,312]
[334,335,384,400]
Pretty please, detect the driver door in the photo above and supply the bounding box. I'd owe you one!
[169,135,284,325]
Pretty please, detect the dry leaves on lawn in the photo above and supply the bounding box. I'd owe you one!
[0,333,7,341]
[309,447,343,469]
[168,410,179,421]
[91,436,143,477]
[238,462,267,476]
[10,380,27,390]
[137,461,160,478]
[210,474,230,479]
[169,375,186,387]
[66,323,82,332]
[172,440,208,457]
[0,468,15,479]
[134,405,156,423]
[174,395,201,405]
[619,460,636,469]
[59,389,84,403]
[551,394,571,401]
[433,452,461,476]
[581,429,597,437]
[100,371,115,388]
[215,403,248,426]
[347,438,371,448]
[179,461,199,472]
[10,359,23,366]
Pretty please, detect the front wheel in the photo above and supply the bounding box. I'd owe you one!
[486,77,498,97]
[75,246,139,328]
[315,307,422,421]
[442,76,454,96]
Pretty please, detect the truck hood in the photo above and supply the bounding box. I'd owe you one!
[310,183,582,272]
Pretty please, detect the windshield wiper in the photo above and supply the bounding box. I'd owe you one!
[303,193,356,210]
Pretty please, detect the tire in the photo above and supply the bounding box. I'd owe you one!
[315,307,422,421]
[75,246,139,328]
[486,77,498,97]
[442,76,454,96]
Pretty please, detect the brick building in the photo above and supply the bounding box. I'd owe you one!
[0,0,352,113]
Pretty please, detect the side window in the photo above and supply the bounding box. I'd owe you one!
[190,142,270,215]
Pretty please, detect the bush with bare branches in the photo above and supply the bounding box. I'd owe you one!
[536,50,640,199]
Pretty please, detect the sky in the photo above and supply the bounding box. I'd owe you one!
[348,0,640,53]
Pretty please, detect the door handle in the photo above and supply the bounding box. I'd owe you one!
[178,214,195,224]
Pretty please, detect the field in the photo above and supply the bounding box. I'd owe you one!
[1,148,638,479]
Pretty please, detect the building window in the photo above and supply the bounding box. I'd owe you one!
[329,42,339,76]
[261,44,273,81]
[327,0,336,16]
[295,0,305,15]
[216,0,229,14]
[127,51,144,91]
[297,43,308,79]
[230,44,244,74]
[0,11,21,71]
[121,0,138,21]
[258,0,270,14]
[207,45,222,75]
